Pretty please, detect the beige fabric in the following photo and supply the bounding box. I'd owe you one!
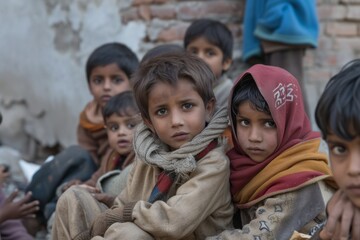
[52,107,233,239]
[51,147,233,240]
[52,186,108,240]
[112,145,233,239]
[91,222,154,240]
[206,181,334,240]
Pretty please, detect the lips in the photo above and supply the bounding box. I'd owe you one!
[247,147,264,154]
[117,139,129,148]
[347,184,360,196]
[172,132,189,141]
[101,95,112,102]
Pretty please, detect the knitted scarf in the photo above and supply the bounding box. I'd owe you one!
[148,139,218,203]
[133,107,229,202]
[228,64,334,207]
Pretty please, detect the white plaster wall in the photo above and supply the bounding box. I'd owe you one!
[0,0,146,153]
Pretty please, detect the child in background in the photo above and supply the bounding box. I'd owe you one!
[92,90,141,205]
[184,18,233,109]
[25,42,139,230]
[52,52,233,240]
[208,64,335,240]
[315,59,360,240]
[0,112,39,240]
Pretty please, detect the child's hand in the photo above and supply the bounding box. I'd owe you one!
[93,193,115,208]
[320,190,360,239]
[78,184,100,194]
[62,179,82,192]
[0,190,39,223]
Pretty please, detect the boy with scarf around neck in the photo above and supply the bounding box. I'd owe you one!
[51,52,233,240]
[207,64,336,240]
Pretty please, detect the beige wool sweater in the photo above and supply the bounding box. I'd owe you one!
[112,144,234,239]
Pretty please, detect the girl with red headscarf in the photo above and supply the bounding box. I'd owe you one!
[207,64,336,240]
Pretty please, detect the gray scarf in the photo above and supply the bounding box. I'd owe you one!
[133,107,229,178]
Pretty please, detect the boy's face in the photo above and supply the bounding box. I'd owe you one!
[235,101,278,163]
[145,78,215,151]
[326,134,360,207]
[89,63,131,108]
[186,37,232,82]
[105,112,141,156]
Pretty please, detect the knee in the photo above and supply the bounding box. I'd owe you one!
[105,222,154,240]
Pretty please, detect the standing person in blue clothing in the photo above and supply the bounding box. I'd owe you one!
[242,0,319,114]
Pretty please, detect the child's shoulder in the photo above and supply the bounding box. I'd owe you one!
[197,141,230,169]
[79,100,103,128]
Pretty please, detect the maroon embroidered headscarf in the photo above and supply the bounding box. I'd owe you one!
[228,64,320,196]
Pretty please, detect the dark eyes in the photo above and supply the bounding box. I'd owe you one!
[238,119,249,126]
[156,108,167,116]
[330,145,347,155]
[264,121,276,128]
[155,103,194,116]
[183,103,193,110]
[107,124,119,132]
[236,119,276,128]
[91,76,123,85]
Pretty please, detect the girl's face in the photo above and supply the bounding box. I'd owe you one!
[235,101,278,163]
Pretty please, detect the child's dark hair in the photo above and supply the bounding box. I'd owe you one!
[184,19,233,61]
[231,74,270,119]
[315,59,360,140]
[132,52,215,121]
[102,91,139,124]
[140,44,184,66]
[86,42,139,83]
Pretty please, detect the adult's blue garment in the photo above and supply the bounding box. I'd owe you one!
[242,0,319,61]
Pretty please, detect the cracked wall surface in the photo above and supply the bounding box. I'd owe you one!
[0,0,146,159]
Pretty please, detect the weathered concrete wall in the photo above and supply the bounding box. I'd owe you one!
[1,0,360,161]
[0,0,146,160]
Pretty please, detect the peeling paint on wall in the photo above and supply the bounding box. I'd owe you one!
[0,0,146,160]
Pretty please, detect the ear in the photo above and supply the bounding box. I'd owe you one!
[205,98,216,122]
[222,58,232,72]
[143,118,155,133]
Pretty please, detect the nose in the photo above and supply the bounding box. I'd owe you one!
[117,125,126,136]
[103,79,111,90]
[197,51,205,60]
[171,110,184,127]
[348,150,360,176]
[248,126,262,142]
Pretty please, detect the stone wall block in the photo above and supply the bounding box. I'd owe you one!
[325,22,358,36]
[317,5,347,20]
